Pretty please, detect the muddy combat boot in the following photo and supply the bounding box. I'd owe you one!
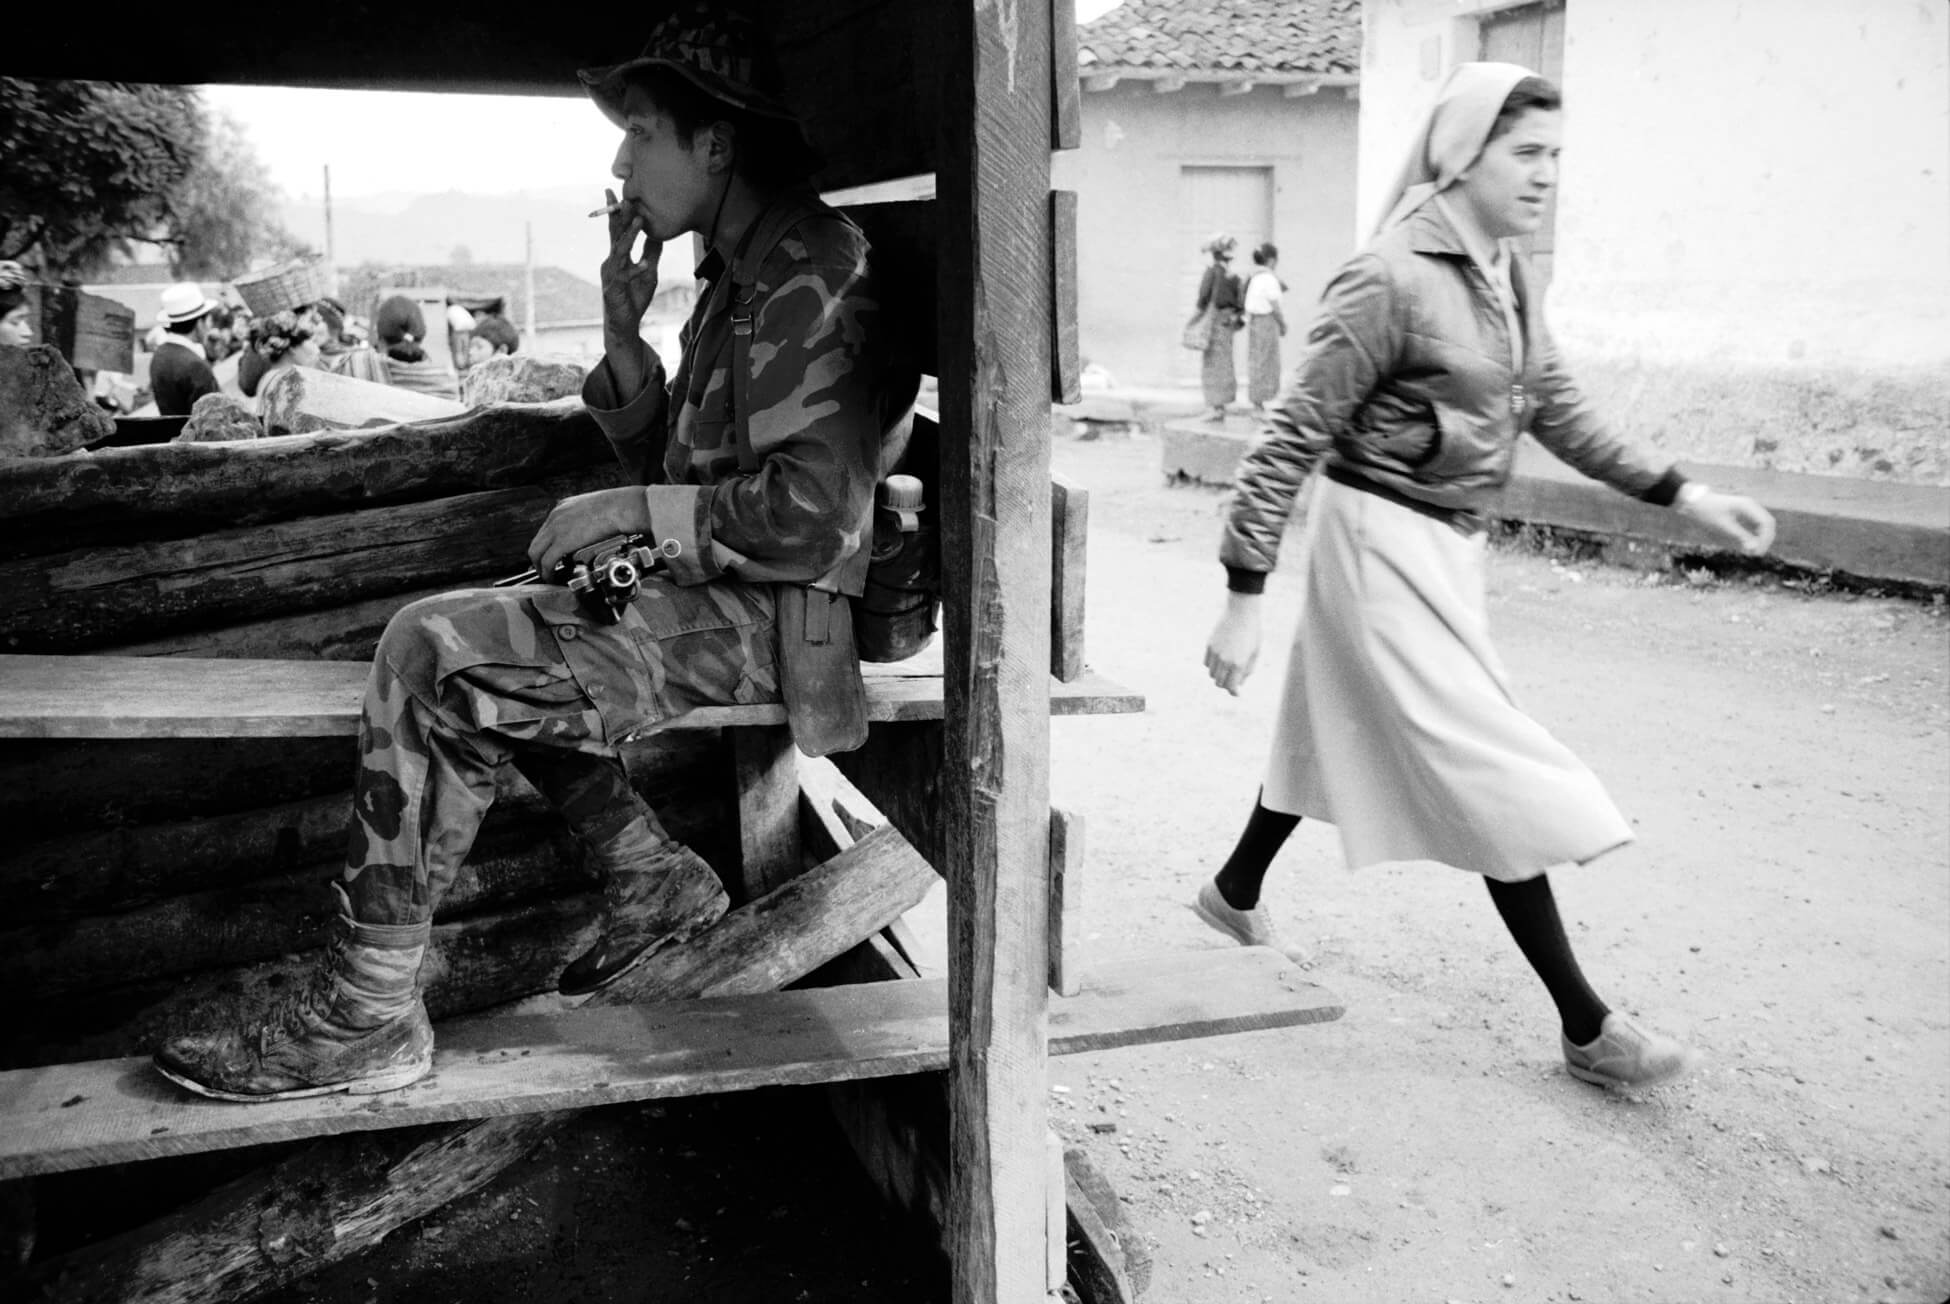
[558,819,730,997]
[153,886,433,1102]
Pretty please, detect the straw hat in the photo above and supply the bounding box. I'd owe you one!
[580,4,798,128]
[158,281,215,325]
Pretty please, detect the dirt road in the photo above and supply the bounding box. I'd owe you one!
[1045,432,1950,1304]
[242,429,1947,1304]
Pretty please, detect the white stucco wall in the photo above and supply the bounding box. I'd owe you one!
[1361,0,1950,369]
[1053,82,1361,388]
[1360,0,1949,481]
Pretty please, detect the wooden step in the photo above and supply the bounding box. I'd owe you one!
[0,654,1144,740]
[0,948,1338,1179]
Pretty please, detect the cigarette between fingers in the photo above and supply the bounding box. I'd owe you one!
[588,201,624,219]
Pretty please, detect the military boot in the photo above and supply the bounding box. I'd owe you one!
[558,818,730,996]
[153,885,433,1102]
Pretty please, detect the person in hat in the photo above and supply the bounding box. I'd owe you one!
[149,281,220,416]
[1192,234,1245,421]
[1194,64,1777,1093]
[153,2,917,1103]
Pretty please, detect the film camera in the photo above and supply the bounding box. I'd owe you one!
[497,534,681,624]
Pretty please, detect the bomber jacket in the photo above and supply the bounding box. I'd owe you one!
[1221,200,1684,588]
[582,190,913,753]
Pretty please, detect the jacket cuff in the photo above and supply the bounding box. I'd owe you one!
[1225,565,1268,595]
[581,346,667,442]
[643,485,719,585]
[1639,466,1687,508]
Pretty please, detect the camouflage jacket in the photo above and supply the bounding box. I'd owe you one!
[582,190,912,752]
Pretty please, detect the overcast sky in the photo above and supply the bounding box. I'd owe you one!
[204,0,1128,203]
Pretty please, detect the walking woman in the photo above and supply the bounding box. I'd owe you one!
[1242,242,1287,412]
[1192,234,1244,421]
[1195,63,1777,1091]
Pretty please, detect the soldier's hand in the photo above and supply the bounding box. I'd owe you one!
[528,488,653,579]
[600,188,663,346]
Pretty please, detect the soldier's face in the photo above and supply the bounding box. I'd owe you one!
[613,87,720,242]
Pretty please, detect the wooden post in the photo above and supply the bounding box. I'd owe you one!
[938,1,1056,1299]
[730,724,803,902]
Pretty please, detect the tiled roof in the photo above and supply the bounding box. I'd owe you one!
[337,263,606,330]
[1078,0,1360,77]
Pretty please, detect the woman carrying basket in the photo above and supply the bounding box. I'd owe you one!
[1194,64,1776,1091]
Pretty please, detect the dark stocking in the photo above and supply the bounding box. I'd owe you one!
[1212,791,1301,910]
[1484,874,1611,1046]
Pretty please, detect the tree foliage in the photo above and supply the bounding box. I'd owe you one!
[0,79,203,278]
[167,108,314,280]
[0,80,306,283]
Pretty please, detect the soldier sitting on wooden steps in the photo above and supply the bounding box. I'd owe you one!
[155,2,918,1102]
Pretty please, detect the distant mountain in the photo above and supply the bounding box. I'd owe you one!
[279,187,694,285]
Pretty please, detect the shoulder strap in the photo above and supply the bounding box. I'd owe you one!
[728,192,835,474]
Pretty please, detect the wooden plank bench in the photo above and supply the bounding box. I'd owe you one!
[0,654,1145,740]
[0,948,1339,1180]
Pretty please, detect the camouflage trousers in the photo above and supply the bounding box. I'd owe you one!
[343,579,779,926]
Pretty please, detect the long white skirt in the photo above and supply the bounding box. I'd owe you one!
[1262,475,1633,881]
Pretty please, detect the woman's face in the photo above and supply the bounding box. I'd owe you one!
[1452,107,1562,240]
[0,306,33,347]
[467,335,495,367]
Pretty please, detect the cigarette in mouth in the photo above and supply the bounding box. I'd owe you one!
[587,200,624,219]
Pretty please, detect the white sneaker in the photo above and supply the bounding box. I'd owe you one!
[1192,879,1309,966]
[1562,1013,1701,1091]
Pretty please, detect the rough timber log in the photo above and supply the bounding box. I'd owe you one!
[0,816,586,1000]
[0,405,612,560]
[0,730,732,923]
[17,826,938,1304]
[0,470,614,655]
[1,896,602,1073]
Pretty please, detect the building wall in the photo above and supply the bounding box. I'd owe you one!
[1360,0,1950,481]
[1053,81,1360,389]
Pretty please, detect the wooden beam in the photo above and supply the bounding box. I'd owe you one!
[1049,472,1089,682]
[13,822,941,1302]
[938,0,1057,1296]
[1,949,1340,1181]
[0,470,615,655]
[0,405,611,561]
[1219,80,1255,97]
[1082,72,1119,92]
[730,724,802,903]
[0,655,1143,740]
[1050,0,1081,150]
[1283,77,1324,98]
[1046,807,1085,996]
[1051,190,1081,406]
[1152,75,1186,93]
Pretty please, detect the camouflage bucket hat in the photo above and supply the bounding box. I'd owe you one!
[580,4,798,128]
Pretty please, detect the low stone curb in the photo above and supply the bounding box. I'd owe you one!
[1159,418,1950,590]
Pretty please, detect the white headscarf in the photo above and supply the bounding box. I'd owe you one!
[1374,62,1535,236]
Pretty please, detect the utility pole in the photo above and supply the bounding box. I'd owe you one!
[323,165,336,270]
[523,221,537,343]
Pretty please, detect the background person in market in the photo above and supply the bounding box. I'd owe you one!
[149,281,220,416]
